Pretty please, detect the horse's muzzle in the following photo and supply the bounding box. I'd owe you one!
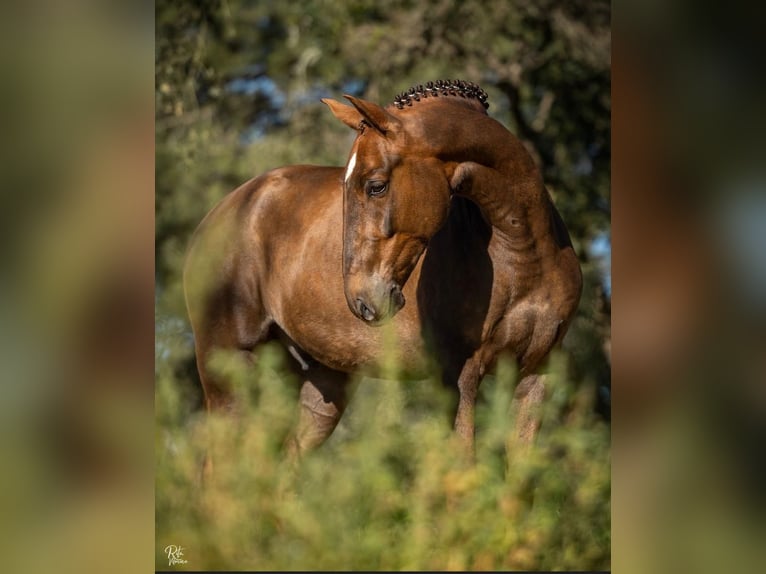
[349,281,405,325]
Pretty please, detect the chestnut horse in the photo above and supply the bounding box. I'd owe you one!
[183,80,582,460]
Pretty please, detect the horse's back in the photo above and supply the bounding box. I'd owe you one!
[189,165,341,243]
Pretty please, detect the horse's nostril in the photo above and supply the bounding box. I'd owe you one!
[390,284,405,309]
[356,298,376,322]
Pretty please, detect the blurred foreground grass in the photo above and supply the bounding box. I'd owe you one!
[156,343,610,571]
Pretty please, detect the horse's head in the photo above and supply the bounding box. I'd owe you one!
[323,95,452,325]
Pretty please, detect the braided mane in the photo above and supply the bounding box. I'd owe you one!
[392,79,489,110]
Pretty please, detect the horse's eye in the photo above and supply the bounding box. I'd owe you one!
[366,181,388,197]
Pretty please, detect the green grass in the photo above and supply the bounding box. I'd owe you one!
[155,343,610,571]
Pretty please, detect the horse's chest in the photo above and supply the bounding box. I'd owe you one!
[281,312,428,375]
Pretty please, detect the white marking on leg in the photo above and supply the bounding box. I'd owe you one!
[344,151,357,183]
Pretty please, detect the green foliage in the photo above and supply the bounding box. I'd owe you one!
[156,347,610,571]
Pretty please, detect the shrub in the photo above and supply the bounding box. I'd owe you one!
[156,343,610,571]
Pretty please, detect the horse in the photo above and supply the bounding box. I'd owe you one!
[183,79,582,462]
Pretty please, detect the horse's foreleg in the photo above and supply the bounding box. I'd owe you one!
[286,366,352,461]
[453,357,482,459]
[512,373,545,444]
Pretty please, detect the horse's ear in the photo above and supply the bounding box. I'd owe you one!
[343,95,401,135]
[322,98,363,130]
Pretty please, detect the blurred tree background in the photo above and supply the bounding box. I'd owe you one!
[156,0,610,569]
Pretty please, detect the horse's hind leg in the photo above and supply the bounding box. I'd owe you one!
[189,310,273,483]
[286,365,353,460]
[192,337,259,484]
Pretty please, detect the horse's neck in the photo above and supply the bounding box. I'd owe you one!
[438,115,560,252]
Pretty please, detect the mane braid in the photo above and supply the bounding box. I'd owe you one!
[392,79,490,110]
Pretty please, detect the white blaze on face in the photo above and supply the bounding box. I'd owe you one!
[344,151,357,183]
